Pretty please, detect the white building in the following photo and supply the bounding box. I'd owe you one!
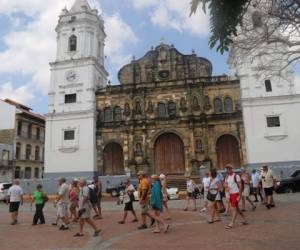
[45,0,107,178]
[229,4,300,173]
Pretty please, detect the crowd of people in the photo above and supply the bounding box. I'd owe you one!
[5,164,277,236]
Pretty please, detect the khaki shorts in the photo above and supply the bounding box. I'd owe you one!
[242,185,250,197]
[57,202,68,218]
[80,205,91,219]
[140,203,149,215]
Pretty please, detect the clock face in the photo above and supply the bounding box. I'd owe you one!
[66,70,77,82]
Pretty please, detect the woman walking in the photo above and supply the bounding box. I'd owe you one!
[184,175,197,211]
[69,179,79,222]
[31,184,46,225]
[159,174,171,220]
[150,175,169,233]
[207,169,222,223]
[118,179,138,224]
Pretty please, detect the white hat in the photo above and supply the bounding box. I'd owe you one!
[159,174,166,179]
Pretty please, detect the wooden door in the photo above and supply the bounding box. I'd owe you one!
[154,133,185,174]
[216,135,241,169]
[103,143,124,175]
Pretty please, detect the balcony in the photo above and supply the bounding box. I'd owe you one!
[15,155,43,162]
[16,131,44,143]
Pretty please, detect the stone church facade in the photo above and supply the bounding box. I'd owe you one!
[96,43,247,176]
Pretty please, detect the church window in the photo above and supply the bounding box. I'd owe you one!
[69,35,77,52]
[64,130,75,140]
[265,80,272,92]
[224,97,233,113]
[214,98,223,113]
[65,94,76,104]
[157,103,167,118]
[114,106,122,121]
[26,144,31,160]
[104,107,113,122]
[266,116,280,127]
[168,101,176,117]
[25,167,32,179]
[195,139,203,153]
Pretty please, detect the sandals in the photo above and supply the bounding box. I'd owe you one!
[242,221,249,226]
[132,219,138,223]
[118,221,125,224]
[164,224,170,233]
[152,230,160,233]
[225,225,233,229]
[74,233,84,237]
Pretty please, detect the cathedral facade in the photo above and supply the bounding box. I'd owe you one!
[96,43,247,176]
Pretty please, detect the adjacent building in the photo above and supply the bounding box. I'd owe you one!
[0,99,45,181]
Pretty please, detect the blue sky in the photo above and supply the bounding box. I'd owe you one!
[0,0,234,114]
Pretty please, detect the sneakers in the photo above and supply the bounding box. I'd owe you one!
[138,224,147,230]
[200,208,207,213]
[59,225,69,230]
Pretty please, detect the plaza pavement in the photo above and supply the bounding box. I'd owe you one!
[0,193,300,250]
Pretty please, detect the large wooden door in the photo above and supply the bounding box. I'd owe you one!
[103,143,124,175]
[216,135,241,169]
[154,133,185,174]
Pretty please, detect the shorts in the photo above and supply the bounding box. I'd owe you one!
[140,203,149,215]
[80,205,91,219]
[187,192,196,198]
[264,187,274,196]
[229,193,240,208]
[57,202,68,218]
[242,185,250,197]
[69,201,78,210]
[203,191,208,202]
[124,201,133,211]
[151,204,162,212]
[9,202,20,213]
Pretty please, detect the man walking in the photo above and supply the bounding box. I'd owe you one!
[55,177,70,230]
[251,169,263,202]
[224,164,248,229]
[200,171,210,212]
[260,165,277,209]
[74,178,101,237]
[137,171,152,229]
[7,179,23,225]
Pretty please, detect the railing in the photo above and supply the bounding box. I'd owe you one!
[0,160,14,166]
[16,155,43,162]
[16,131,44,142]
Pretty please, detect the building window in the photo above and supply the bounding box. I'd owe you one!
[25,167,31,179]
[2,150,9,161]
[16,143,21,160]
[114,106,122,121]
[195,140,203,153]
[64,130,75,140]
[104,107,113,122]
[36,128,40,141]
[35,146,40,161]
[65,94,76,104]
[15,167,20,179]
[265,80,272,92]
[26,144,31,160]
[214,98,223,113]
[168,102,176,117]
[266,116,280,127]
[69,35,77,52]
[28,124,32,138]
[34,168,39,179]
[224,97,233,113]
[17,121,22,136]
[157,103,167,118]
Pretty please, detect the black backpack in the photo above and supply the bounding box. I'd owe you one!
[88,186,98,204]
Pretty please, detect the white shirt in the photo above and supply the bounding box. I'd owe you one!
[202,177,210,192]
[58,183,69,203]
[251,172,260,187]
[8,185,23,202]
[225,173,241,194]
[261,170,276,188]
[124,184,135,203]
[79,186,90,209]
[186,180,195,193]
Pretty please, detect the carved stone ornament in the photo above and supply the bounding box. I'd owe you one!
[180,97,188,112]
[123,103,131,116]
[192,96,200,111]
[204,96,211,111]
[146,100,154,114]
[135,100,142,115]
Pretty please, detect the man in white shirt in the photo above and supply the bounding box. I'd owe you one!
[55,177,70,230]
[7,179,23,225]
[260,165,277,209]
[200,171,210,212]
[224,164,247,229]
[251,169,262,202]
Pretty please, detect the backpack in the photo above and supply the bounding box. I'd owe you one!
[88,186,98,204]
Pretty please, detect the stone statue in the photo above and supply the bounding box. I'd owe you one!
[146,100,154,114]
[180,97,187,112]
[135,143,143,157]
[135,100,142,115]
[123,103,131,116]
[192,96,200,110]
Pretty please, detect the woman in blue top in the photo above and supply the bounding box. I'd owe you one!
[150,175,170,233]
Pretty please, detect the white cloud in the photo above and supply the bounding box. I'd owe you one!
[0,0,139,103]
[0,82,34,104]
[105,13,139,68]
[130,0,209,37]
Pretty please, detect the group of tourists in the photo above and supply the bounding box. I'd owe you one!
[185,164,277,229]
[5,163,277,236]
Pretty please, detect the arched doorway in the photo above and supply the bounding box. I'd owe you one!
[216,134,241,169]
[103,142,124,175]
[154,133,185,174]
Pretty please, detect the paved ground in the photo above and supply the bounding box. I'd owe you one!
[0,194,300,250]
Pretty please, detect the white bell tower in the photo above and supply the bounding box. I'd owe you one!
[45,0,108,178]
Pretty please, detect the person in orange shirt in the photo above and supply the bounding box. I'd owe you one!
[137,171,153,230]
